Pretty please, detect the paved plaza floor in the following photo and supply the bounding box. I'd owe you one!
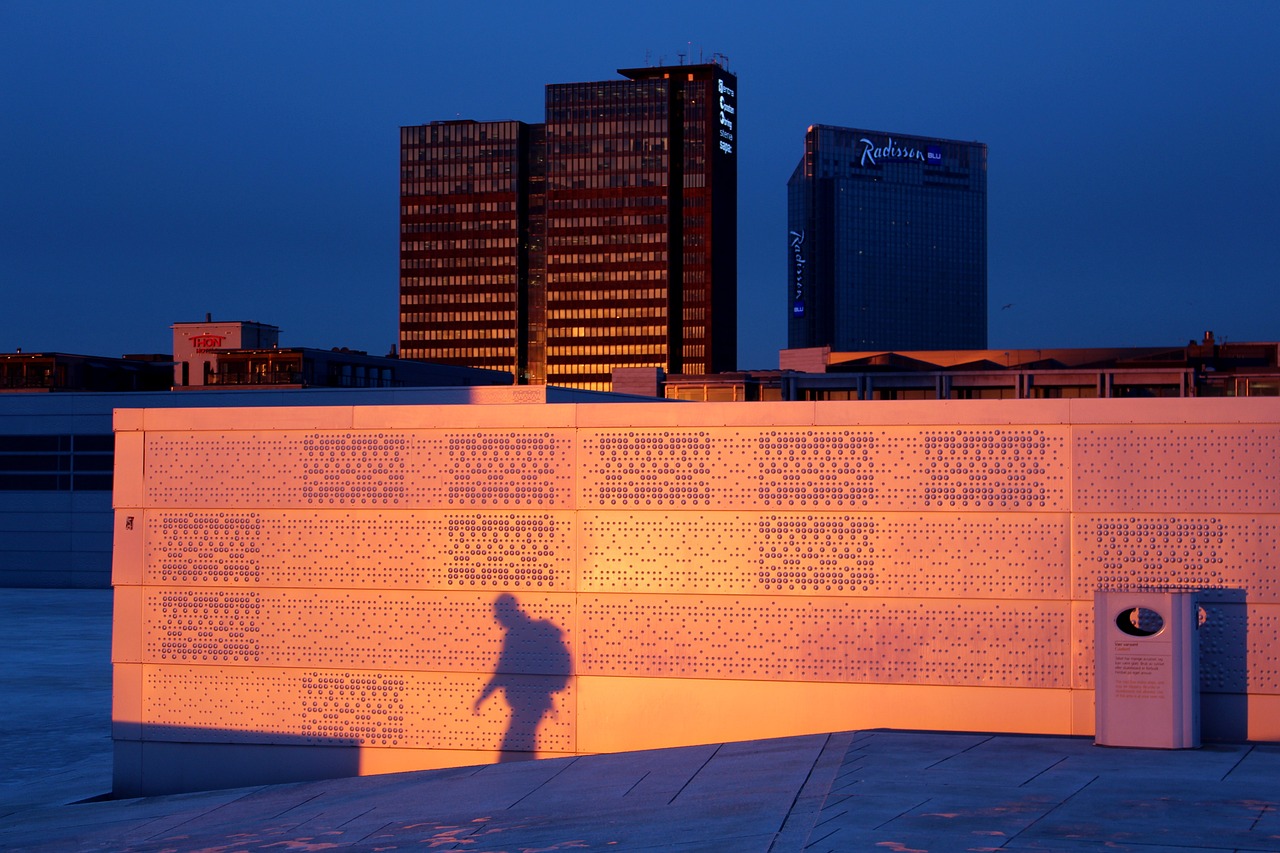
[1,589,1277,852]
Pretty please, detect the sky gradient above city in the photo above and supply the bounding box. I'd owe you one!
[3,1,1278,370]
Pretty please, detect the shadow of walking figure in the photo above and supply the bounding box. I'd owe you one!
[473,593,571,761]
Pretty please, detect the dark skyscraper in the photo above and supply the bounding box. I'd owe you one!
[400,62,737,390]
[787,125,987,352]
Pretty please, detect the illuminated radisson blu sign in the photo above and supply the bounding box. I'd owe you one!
[859,137,943,167]
[790,229,806,317]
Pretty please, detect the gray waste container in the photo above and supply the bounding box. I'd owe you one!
[1095,589,1199,748]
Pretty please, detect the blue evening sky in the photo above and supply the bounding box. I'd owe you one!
[2,1,1277,369]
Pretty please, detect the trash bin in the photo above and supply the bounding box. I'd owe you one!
[1094,589,1199,748]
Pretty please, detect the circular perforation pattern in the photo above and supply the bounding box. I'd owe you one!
[300,671,408,745]
[1074,425,1280,512]
[445,514,561,587]
[302,433,408,505]
[1075,515,1280,601]
[919,429,1055,508]
[578,596,1068,687]
[578,426,1067,511]
[152,590,262,662]
[153,512,262,584]
[146,510,573,589]
[757,515,877,591]
[757,430,880,507]
[144,429,574,508]
[577,512,1067,598]
[143,590,574,671]
[444,432,563,506]
[593,431,716,507]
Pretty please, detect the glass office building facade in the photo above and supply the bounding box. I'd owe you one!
[401,63,737,391]
[787,125,987,351]
[400,120,537,377]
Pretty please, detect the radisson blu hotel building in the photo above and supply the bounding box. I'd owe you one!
[787,125,987,351]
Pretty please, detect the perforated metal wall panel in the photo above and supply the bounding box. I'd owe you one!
[1073,425,1280,512]
[142,666,573,751]
[579,511,1069,597]
[1072,515,1279,601]
[113,398,1280,796]
[578,426,1069,511]
[144,430,574,508]
[146,510,575,589]
[576,595,1068,686]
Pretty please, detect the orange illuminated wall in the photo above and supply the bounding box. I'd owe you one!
[112,398,1280,795]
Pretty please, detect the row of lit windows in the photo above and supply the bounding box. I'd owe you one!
[402,121,523,144]
[547,217,668,231]
[400,311,516,324]
[401,291,514,305]
[548,288,667,302]
[548,251,667,264]
[401,202,516,215]
[548,177,668,191]
[549,137,669,156]
[550,155,667,174]
[549,194,667,209]
[549,325,666,339]
[402,139,520,156]
[546,94,668,114]
[400,273,518,287]
[546,96,668,117]
[547,344,666,357]
[402,163,516,179]
[403,328,517,342]
[549,306,666,320]
[401,237,518,251]
[402,258,517,271]
[404,346,516,362]
[403,226,516,239]
[401,180,519,196]
[548,270,668,283]
[554,231,665,246]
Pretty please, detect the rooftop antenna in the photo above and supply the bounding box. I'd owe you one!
[645,48,651,66]
[677,50,686,65]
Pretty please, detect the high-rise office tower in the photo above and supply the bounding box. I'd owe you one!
[400,62,738,390]
[787,125,987,352]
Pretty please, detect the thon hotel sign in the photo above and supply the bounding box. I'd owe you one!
[859,136,943,167]
[717,78,735,156]
[189,334,225,353]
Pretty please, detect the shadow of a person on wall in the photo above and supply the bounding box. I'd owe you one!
[473,593,571,761]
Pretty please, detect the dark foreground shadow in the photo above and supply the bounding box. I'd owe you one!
[1199,588,1249,742]
[474,593,571,760]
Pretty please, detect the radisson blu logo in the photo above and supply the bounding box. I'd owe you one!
[859,137,943,167]
[790,229,806,317]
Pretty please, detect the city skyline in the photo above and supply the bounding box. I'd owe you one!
[401,62,737,389]
[3,1,1278,370]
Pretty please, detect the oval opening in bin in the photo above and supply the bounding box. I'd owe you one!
[1116,606,1165,637]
